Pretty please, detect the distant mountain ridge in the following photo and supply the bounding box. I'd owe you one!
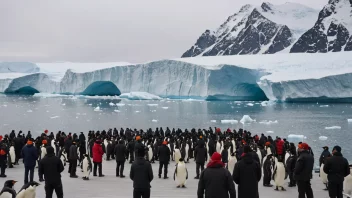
[182,0,352,57]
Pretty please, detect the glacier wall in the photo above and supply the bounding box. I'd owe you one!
[258,73,352,102]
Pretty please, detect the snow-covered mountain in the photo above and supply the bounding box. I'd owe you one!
[291,0,352,53]
[182,2,319,57]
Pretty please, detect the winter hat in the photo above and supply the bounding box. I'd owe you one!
[0,136,2,141]
[27,140,33,145]
[216,128,221,133]
[42,140,47,145]
[322,146,329,150]
[44,130,49,134]
[136,136,141,141]
[199,136,203,139]
[298,143,309,150]
[46,146,54,155]
[333,145,342,153]
[265,142,271,146]
[211,152,222,161]
[162,141,167,145]
[244,145,251,153]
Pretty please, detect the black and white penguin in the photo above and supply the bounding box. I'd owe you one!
[147,145,153,163]
[0,180,17,198]
[9,146,15,167]
[320,162,328,190]
[344,165,352,196]
[59,149,67,167]
[174,148,181,163]
[173,158,188,188]
[227,153,237,175]
[16,181,40,198]
[273,157,286,191]
[81,154,92,180]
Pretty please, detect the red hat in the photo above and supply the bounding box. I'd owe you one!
[299,143,309,150]
[216,128,221,133]
[265,142,271,146]
[162,141,167,145]
[27,140,33,145]
[136,136,141,141]
[211,152,222,161]
[44,130,49,134]
[227,128,231,132]
[0,136,3,141]
[42,140,47,144]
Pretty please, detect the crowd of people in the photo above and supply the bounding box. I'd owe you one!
[0,127,351,198]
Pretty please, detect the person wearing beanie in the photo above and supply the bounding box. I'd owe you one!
[319,146,331,167]
[294,142,314,198]
[233,145,261,198]
[158,141,171,179]
[323,145,350,198]
[194,140,207,179]
[68,141,79,178]
[21,139,38,184]
[39,146,64,198]
[0,143,8,177]
[130,147,154,198]
[197,152,236,198]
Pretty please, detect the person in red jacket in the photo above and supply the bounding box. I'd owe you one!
[92,139,104,177]
[275,138,285,161]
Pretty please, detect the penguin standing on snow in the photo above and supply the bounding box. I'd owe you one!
[174,147,181,163]
[16,181,40,198]
[147,145,153,163]
[273,157,287,191]
[174,158,188,188]
[0,180,17,198]
[81,154,92,180]
[344,165,352,196]
[227,153,237,175]
[8,145,15,168]
[59,148,67,167]
[320,161,328,190]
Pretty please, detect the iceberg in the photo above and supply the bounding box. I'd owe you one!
[94,106,102,112]
[109,102,116,106]
[221,120,238,124]
[325,126,341,130]
[319,136,328,141]
[240,115,255,124]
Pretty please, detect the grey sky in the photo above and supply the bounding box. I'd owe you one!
[0,0,327,63]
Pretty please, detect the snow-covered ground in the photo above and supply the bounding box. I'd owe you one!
[2,157,329,198]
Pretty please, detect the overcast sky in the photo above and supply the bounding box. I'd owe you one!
[0,0,327,63]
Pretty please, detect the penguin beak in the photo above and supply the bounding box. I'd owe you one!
[12,180,17,184]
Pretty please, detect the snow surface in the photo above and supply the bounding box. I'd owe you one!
[320,0,352,35]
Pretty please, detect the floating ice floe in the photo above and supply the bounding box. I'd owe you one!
[162,107,169,109]
[88,104,92,106]
[114,110,121,113]
[147,104,158,107]
[135,111,141,113]
[325,126,341,130]
[151,110,157,112]
[152,119,158,122]
[120,92,162,100]
[94,107,102,112]
[320,105,329,107]
[62,103,66,106]
[50,116,60,119]
[210,120,217,123]
[240,115,255,124]
[287,134,307,142]
[319,136,328,141]
[221,120,238,124]
[259,120,278,125]
[266,131,274,134]
[348,119,352,123]
[261,101,274,106]
[109,102,116,106]
[246,103,254,106]
[2,105,7,107]
[27,110,33,113]
[116,103,125,107]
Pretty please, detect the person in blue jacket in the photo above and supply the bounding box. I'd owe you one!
[22,139,38,184]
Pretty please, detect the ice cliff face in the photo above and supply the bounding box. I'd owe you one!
[182,2,319,57]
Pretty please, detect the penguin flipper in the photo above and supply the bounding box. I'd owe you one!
[173,166,177,181]
[186,168,188,180]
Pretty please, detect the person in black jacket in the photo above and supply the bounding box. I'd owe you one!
[130,147,154,198]
[39,146,64,198]
[194,142,207,179]
[158,141,170,179]
[263,154,273,187]
[128,140,135,164]
[197,152,236,198]
[323,145,350,198]
[233,145,261,198]
[22,140,38,184]
[286,148,297,187]
[294,143,314,198]
[68,141,78,178]
[319,146,331,167]
[0,142,8,177]
[115,140,127,178]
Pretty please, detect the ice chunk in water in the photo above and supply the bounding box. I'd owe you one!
[120,92,162,100]
[319,136,328,141]
[261,101,274,106]
[162,107,169,109]
[147,104,158,107]
[62,103,66,106]
[116,103,125,107]
[266,131,274,134]
[135,111,141,113]
[320,105,329,107]
[88,104,92,106]
[259,120,278,125]
[27,110,33,113]
[109,102,115,106]
[240,115,255,124]
[152,119,158,122]
[210,120,217,123]
[221,120,238,124]
[325,126,341,130]
[114,110,121,113]
[50,116,60,119]
[348,119,352,123]
[94,106,102,112]
[246,103,254,106]
[287,134,307,142]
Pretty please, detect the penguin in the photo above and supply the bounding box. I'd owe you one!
[173,158,188,188]
[0,180,17,198]
[40,145,47,160]
[9,146,15,166]
[16,181,40,198]
[216,141,221,153]
[147,145,153,163]
[256,148,262,166]
[51,139,56,156]
[81,154,92,180]
[60,150,67,167]
[284,152,290,165]
[227,153,237,175]
[320,163,328,190]
[273,158,286,191]
[103,139,108,160]
[184,144,189,163]
[344,165,352,196]
[174,148,181,163]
